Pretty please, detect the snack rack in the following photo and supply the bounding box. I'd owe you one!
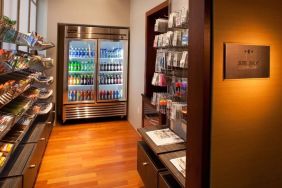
[0,21,55,188]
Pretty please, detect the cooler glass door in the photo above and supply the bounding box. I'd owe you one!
[97,40,128,102]
[66,39,97,103]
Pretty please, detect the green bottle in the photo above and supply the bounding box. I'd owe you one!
[74,61,77,71]
[69,61,72,71]
[72,61,75,71]
[78,61,81,71]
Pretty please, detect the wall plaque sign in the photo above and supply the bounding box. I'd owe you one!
[224,43,270,79]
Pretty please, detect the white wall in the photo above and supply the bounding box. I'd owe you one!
[128,0,166,129]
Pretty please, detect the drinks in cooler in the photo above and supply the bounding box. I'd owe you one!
[67,40,96,102]
[58,25,129,122]
[98,40,127,101]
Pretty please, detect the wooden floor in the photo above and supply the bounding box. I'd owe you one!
[35,120,144,188]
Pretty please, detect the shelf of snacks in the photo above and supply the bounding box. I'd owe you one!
[0,113,15,141]
[0,78,31,110]
[0,49,54,75]
[0,15,55,185]
[0,113,38,173]
[0,87,41,172]
[32,102,53,115]
[32,75,54,85]
[38,88,53,100]
[1,96,38,124]
[0,16,54,51]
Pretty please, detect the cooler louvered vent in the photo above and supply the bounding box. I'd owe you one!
[64,102,127,120]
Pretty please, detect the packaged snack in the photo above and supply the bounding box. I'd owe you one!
[0,156,6,167]
[1,143,13,153]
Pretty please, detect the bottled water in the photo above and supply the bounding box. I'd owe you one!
[69,47,73,57]
[74,48,78,57]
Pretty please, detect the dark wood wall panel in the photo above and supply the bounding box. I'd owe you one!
[187,0,212,187]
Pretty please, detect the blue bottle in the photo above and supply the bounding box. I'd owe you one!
[71,91,74,101]
[81,48,85,57]
[115,90,119,99]
[74,48,78,57]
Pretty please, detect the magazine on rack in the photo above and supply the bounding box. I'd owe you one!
[146,128,184,146]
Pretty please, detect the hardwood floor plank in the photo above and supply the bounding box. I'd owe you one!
[35,120,143,188]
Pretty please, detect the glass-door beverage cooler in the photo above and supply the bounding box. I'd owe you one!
[67,40,96,102]
[57,25,129,123]
[98,40,127,102]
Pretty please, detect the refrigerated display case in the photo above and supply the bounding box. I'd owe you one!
[57,25,129,122]
[98,40,128,102]
[67,40,96,103]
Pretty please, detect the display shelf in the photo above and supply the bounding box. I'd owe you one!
[0,26,54,51]
[99,84,123,86]
[0,16,55,187]
[0,114,15,141]
[0,109,54,179]
[0,143,34,177]
[142,94,157,110]
[22,111,54,144]
[97,99,125,103]
[99,71,123,73]
[0,114,37,174]
[69,57,94,61]
[159,150,186,187]
[1,115,37,144]
[0,84,30,110]
[5,103,33,125]
[168,26,188,30]
[66,100,95,104]
[68,71,93,74]
[33,102,53,115]
[0,62,14,77]
[142,94,167,127]
[137,125,186,155]
[0,176,22,188]
[100,57,123,60]
[144,114,160,126]
[28,57,54,71]
[68,85,94,87]
[167,66,188,70]
[0,57,54,75]
[154,46,188,50]
[38,89,53,100]
[32,76,54,85]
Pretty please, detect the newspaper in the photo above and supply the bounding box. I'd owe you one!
[146,128,184,146]
[170,156,186,177]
